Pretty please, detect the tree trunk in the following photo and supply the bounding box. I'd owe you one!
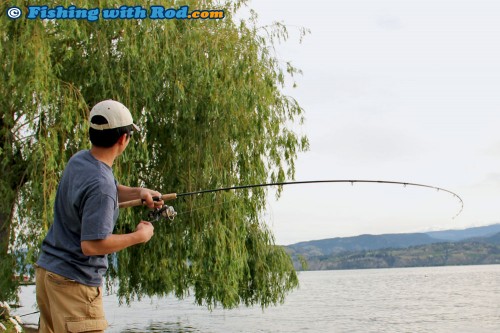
[0,210,11,258]
[0,205,17,302]
[0,117,27,301]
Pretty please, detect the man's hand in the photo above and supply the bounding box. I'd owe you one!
[140,188,164,209]
[135,221,154,243]
[81,221,155,256]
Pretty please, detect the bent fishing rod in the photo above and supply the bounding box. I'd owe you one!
[118,179,464,221]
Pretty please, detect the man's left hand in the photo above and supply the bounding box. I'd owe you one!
[140,188,164,208]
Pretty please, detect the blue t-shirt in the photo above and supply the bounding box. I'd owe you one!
[37,150,119,286]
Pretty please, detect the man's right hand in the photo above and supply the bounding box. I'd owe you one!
[136,221,154,243]
[82,221,155,256]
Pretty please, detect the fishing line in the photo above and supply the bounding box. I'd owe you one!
[14,273,278,319]
[17,310,39,318]
[174,197,240,217]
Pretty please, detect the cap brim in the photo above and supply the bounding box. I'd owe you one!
[132,123,140,132]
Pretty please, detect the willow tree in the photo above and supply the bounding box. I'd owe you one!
[0,0,308,307]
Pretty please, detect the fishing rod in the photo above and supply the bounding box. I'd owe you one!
[118,179,464,221]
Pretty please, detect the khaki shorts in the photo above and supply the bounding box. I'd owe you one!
[35,266,108,332]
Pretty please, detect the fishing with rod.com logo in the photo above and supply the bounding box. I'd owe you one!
[6,5,224,21]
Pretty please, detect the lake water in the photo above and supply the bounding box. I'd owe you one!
[15,265,500,332]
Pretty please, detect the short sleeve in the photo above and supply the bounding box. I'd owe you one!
[81,193,116,241]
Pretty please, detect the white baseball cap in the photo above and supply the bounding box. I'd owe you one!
[89,100,140,131]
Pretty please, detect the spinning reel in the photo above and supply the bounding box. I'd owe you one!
[139,196,178,222]
[145,196,177,222]
[147,204,177,222]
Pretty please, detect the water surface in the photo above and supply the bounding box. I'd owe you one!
[16,265,500,332]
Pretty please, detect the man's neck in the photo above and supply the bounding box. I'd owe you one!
[89,146,116,167]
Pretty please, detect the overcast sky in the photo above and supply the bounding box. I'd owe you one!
[240,0,500,245]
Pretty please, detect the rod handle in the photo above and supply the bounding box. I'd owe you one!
[118,193,177,209]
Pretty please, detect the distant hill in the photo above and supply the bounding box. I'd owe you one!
[288,233,441,257]
[473,231,500,245]
[286,224,500,257]
[425,224,500,241]
[285,224,500,270]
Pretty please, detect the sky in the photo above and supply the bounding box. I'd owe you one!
[239,0,500,245]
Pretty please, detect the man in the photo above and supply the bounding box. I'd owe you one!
[36,100,162,332]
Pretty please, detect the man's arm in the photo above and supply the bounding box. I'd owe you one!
[81,221,154,256]
[117,185,163,208]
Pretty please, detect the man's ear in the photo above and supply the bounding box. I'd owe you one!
[117,133,128,145]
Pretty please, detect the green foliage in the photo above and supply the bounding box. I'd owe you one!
[0,0,308,308]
